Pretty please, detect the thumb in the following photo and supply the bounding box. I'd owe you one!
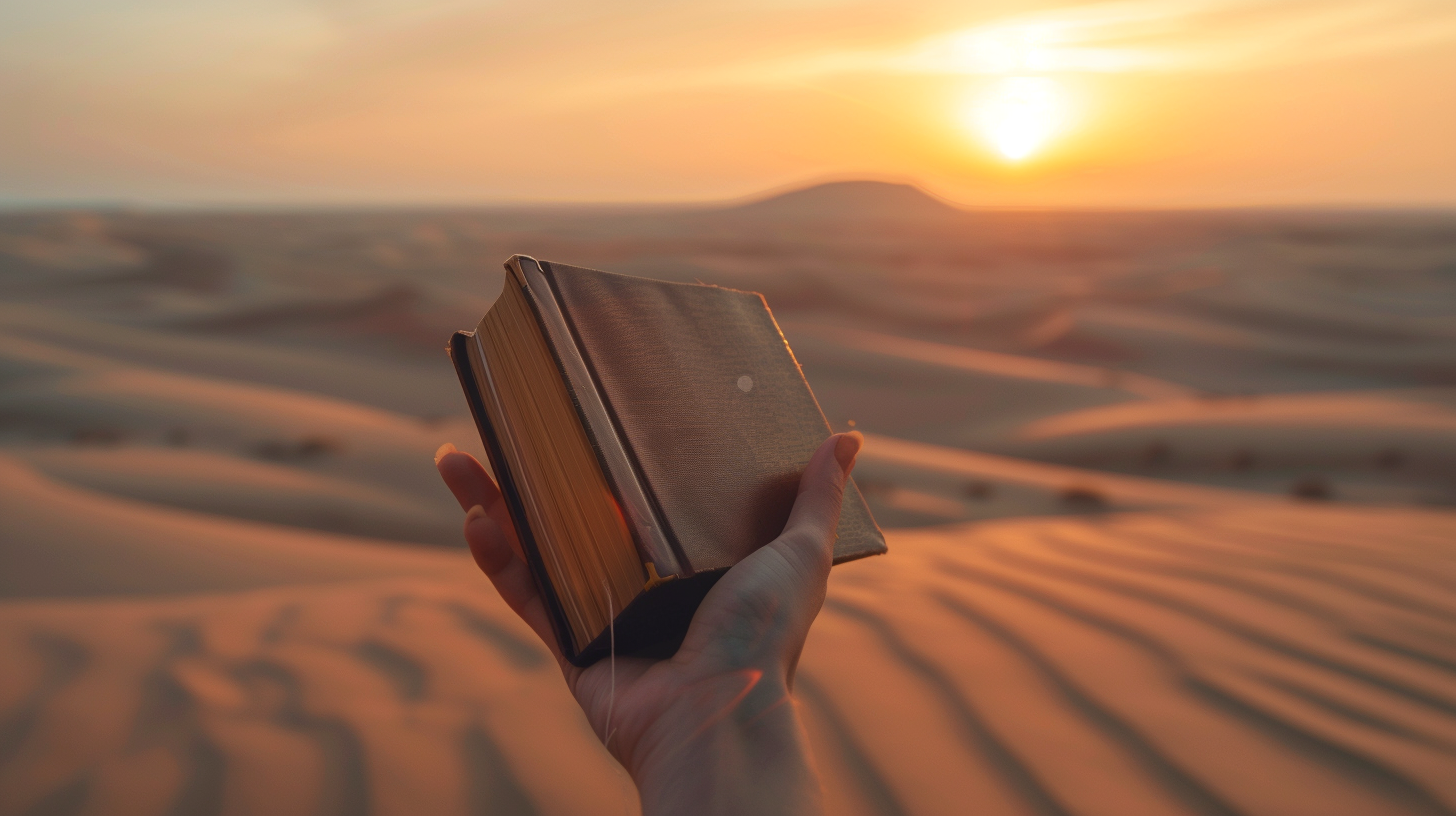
[762,431,861,682]
[772,431,862,596]
[677,432,862,675]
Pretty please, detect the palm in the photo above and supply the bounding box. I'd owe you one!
[564,531,826,770]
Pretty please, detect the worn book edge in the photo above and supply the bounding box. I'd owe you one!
[450,259,888,665]
[509,255,687,580]
[537,258,887,568]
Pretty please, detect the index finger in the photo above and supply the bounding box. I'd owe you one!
[435,444,521,560]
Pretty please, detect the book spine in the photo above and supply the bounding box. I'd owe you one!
[508,256,686,580]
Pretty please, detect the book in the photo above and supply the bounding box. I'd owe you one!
[449,255,886,666]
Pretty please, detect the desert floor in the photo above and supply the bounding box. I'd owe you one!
[2,183,1454,815]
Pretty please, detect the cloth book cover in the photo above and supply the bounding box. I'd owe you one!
[449,255,885,665]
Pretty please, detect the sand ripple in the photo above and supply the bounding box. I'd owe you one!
[1,504,1452,816]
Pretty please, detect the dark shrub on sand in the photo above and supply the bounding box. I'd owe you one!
[1060,485,1108,510]
[1290,476,1333,501]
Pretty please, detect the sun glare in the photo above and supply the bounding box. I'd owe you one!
[966,76,1067,162]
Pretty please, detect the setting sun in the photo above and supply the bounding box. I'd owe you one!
[966,76,1067,162]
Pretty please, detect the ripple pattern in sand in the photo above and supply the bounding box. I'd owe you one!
[0,504,1453,816]
[799,505,1456,816]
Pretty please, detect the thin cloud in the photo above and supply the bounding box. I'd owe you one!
[525,0,1456,107]
[696,0,1456,84]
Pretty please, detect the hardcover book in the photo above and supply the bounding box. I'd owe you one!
[449,255,885,665]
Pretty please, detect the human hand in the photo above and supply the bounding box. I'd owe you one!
[436,431,862,816]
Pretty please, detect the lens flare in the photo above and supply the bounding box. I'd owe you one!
[967,76,1066,162]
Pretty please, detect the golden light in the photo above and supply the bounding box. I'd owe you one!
[966,76,1067,162]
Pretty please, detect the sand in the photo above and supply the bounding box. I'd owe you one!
[2,495,1451,815]
[1,184,1454,814]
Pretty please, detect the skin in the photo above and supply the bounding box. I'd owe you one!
[435,431,862,816]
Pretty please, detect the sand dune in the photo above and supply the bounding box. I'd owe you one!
[0,579,632,816]
[0,303,461,417]
[3,195,1455,816]
[850,431,1276,528]
[1071,304,1456,369]
[1009,390,1456,473]
[17,447,461,547]
[0,455,466,599]
[804,504,1456,816]
[793,324,1194,400]
[992,391,1456,506]
[0,332,475,518]
[1,501,1451,816]
[1019,391,1456,438]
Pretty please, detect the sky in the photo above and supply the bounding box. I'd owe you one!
[1,0,1454,208]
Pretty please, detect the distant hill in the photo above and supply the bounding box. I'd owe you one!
[723,180,964,220]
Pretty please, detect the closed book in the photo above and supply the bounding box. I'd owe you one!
[449,255,885,666]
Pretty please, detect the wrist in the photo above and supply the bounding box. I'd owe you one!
[631,672,823,816]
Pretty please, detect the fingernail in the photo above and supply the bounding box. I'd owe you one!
[833,431,863,473]
[465,504,486,523]
[434,442,457,465]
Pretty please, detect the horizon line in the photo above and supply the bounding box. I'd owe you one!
[3,175,1455,215]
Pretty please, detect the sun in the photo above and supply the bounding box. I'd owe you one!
[965,76,1067,162]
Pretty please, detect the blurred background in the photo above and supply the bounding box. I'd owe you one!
[2,2,1455,815]
[3,0,1455,207]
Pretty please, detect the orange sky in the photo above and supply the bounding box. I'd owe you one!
[2,0,1453,207]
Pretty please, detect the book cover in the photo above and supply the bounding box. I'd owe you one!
[451,256,885,664]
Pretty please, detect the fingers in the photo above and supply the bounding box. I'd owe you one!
[462,503,513,573]
[775,432,858,623]
[435,446,523,561]
[436,445,566,666]
[436,443,499,513]
[462,503,565,661]
[776,431,861,576]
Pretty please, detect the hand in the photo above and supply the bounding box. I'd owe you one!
[435,431,862,816]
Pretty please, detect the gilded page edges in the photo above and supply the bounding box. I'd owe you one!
[506,255,685,580]
[448,330,582,663]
